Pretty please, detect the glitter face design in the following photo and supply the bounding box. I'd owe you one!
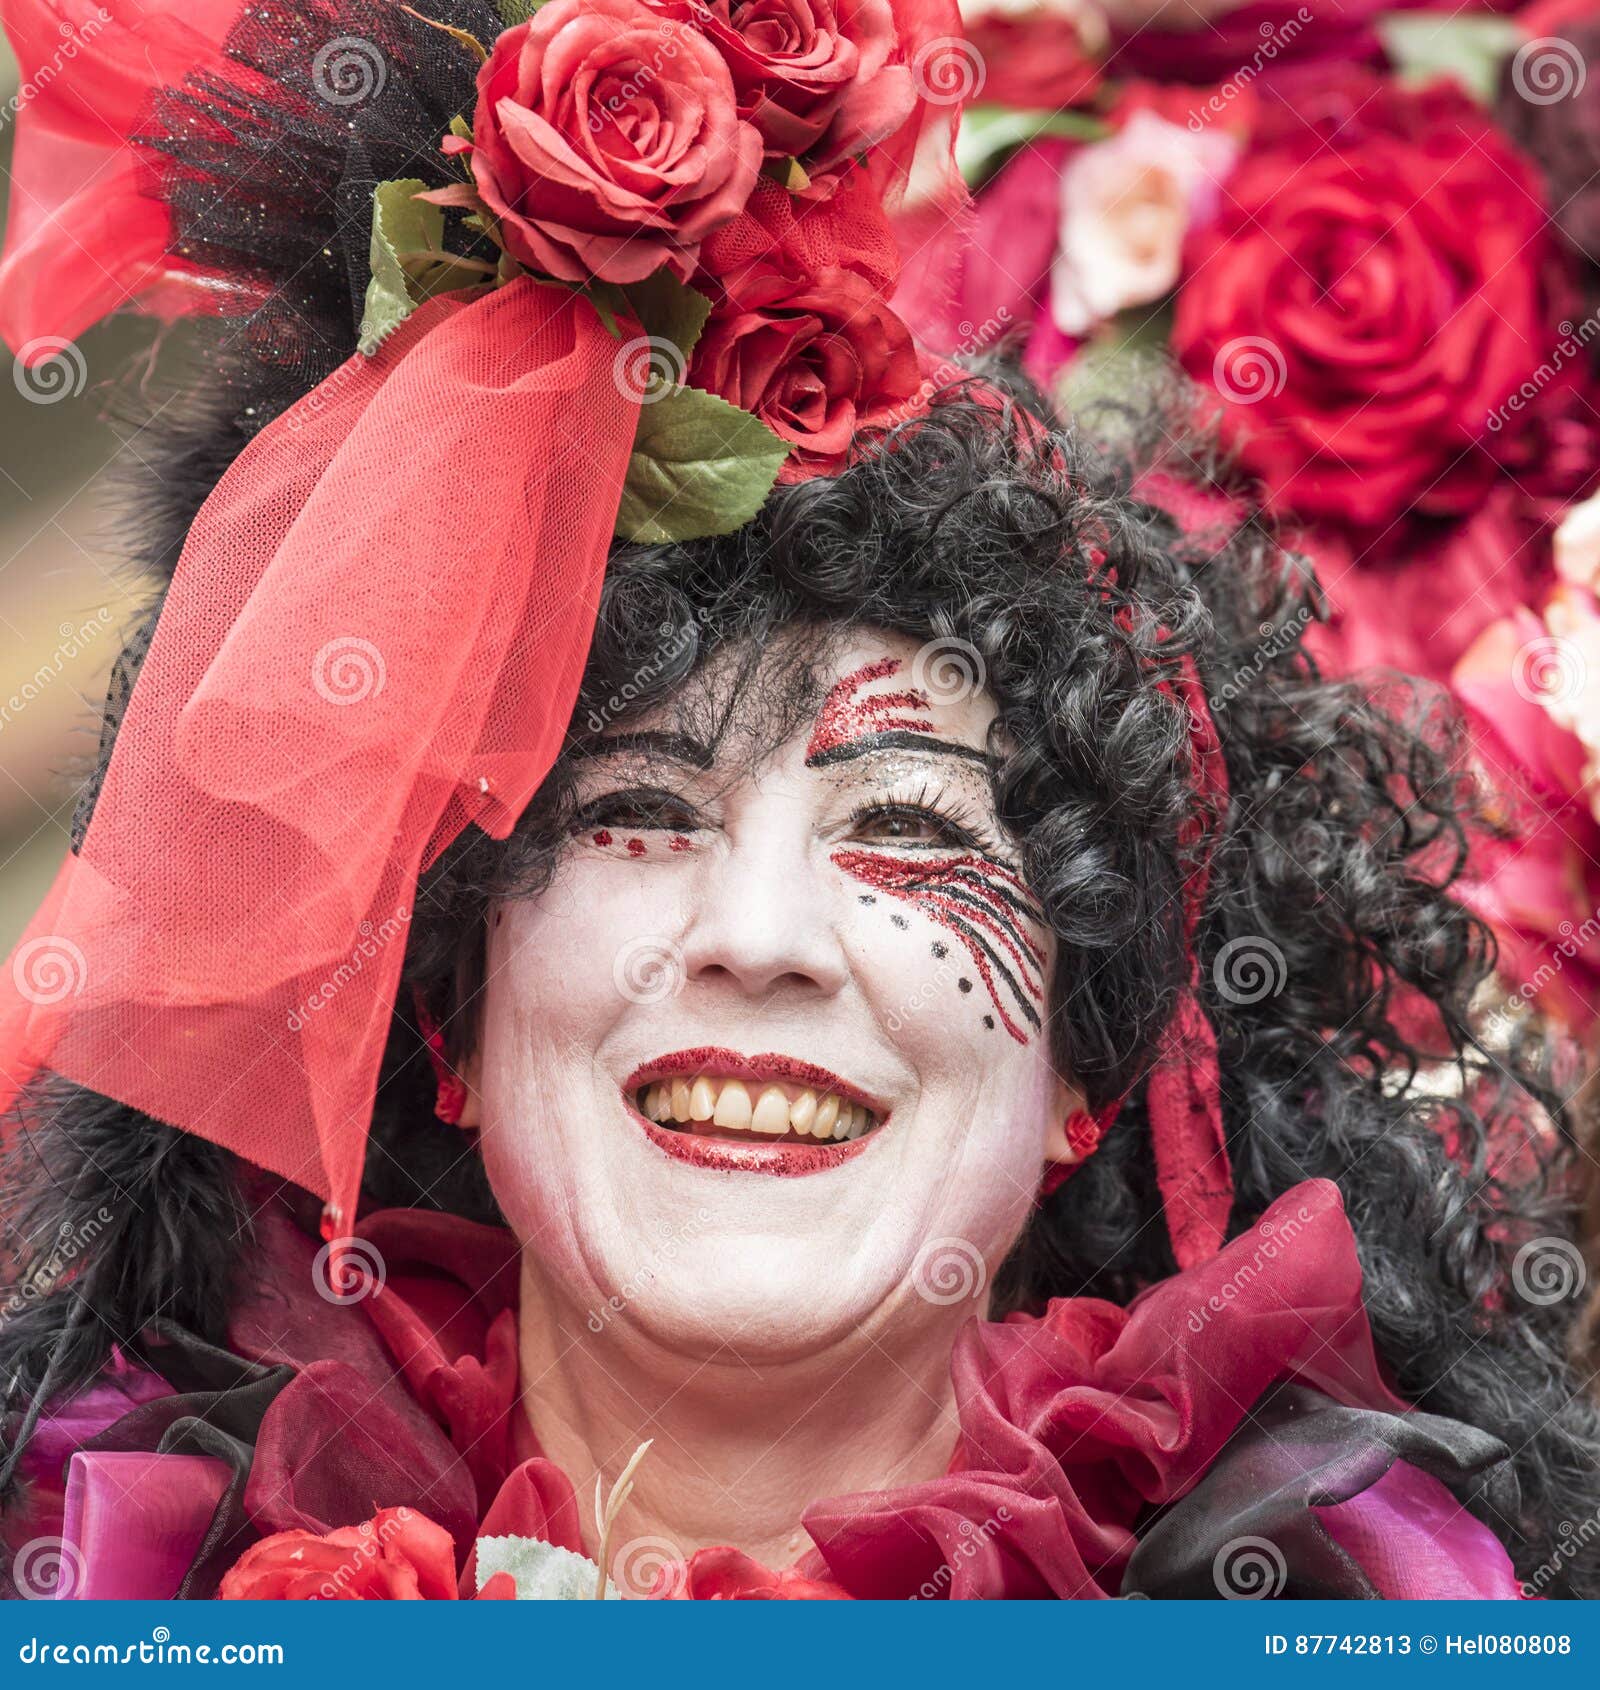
[806,656,1047,1044]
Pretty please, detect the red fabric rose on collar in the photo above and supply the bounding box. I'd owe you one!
[467,0,764,283]
[219,1507,459,1600]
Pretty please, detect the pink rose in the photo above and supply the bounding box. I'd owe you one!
[468,0,763,283]
[682,0,913,169]
[1050,110,1235,335]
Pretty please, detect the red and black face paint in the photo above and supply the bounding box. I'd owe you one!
[806,657,989,770]
[832,848,1046,1043]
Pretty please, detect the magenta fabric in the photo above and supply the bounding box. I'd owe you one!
[1317,1460,1523,1600]
[60,1452,230,1600]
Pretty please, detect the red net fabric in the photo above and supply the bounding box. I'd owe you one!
[0,279,639,1232]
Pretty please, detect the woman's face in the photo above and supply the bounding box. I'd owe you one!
[470,630,1078,1364]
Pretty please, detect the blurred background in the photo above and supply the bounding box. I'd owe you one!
[0,42,146,951]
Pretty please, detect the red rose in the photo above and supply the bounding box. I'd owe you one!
[1173,72,1558,529]
[219,1507,459,1600]
[677,0,912,170]
[689,265,921,475]
[467,0,763,283]
[651,1545,850,1598]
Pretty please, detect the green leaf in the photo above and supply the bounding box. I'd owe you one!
[1059,303,1176,414]
[620,272,713,363]
[448,114,473,142]
[616,387,791,544]
[358,179,480,356]
[475,1536,616,1600]
[955,105,1109,189]
[1377,13,1526,103]
[495,0,542,24]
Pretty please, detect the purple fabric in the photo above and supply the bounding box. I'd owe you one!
[60,1451,231,1599]
[1317,1461,1523,1599]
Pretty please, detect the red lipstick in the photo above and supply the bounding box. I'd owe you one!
[622,1048,886,1117]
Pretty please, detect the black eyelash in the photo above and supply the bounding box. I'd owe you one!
[571,785,700,833]
[848,781,1004,856]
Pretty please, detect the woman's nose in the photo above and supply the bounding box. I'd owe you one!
[677,805,850,1001]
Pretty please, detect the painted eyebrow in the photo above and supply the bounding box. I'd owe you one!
[804,731,994,771]
[582,729,716,769]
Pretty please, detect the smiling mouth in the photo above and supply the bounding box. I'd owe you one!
[623,1050,887,1175]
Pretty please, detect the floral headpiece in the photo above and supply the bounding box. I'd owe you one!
[0,0,1234,1268]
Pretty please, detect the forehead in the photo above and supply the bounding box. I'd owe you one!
[599,628,999,766]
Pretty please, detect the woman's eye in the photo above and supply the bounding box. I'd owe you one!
[576,789,699,834]
[852,805,970,847]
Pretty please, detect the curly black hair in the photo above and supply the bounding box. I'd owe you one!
[4,358,1599,1597]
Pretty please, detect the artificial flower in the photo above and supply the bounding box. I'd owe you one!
[957,0,1105,110]
[464,0,764,284]
[689,266,922,475]
[1175,70,1560,529]
[1556,487,1600,590]
[650,1546,850,1598]
[1107,0,1388,82]
[1050,108,1235,335]
[219,1507,460,1600]
[675,0,913,170]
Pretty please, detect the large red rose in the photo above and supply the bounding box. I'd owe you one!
[219,1507,459,1600]
[674,0,912,169]
[466,0,763,283]
[1173,72,1559,529]
[689,266,922,475]
[651,1546,850,1598]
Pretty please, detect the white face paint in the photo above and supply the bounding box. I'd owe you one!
[470,630,1077,1368]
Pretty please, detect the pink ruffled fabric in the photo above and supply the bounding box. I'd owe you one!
[60,1452,230,1599]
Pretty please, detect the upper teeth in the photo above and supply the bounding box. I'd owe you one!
[637,1076,876,1141]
